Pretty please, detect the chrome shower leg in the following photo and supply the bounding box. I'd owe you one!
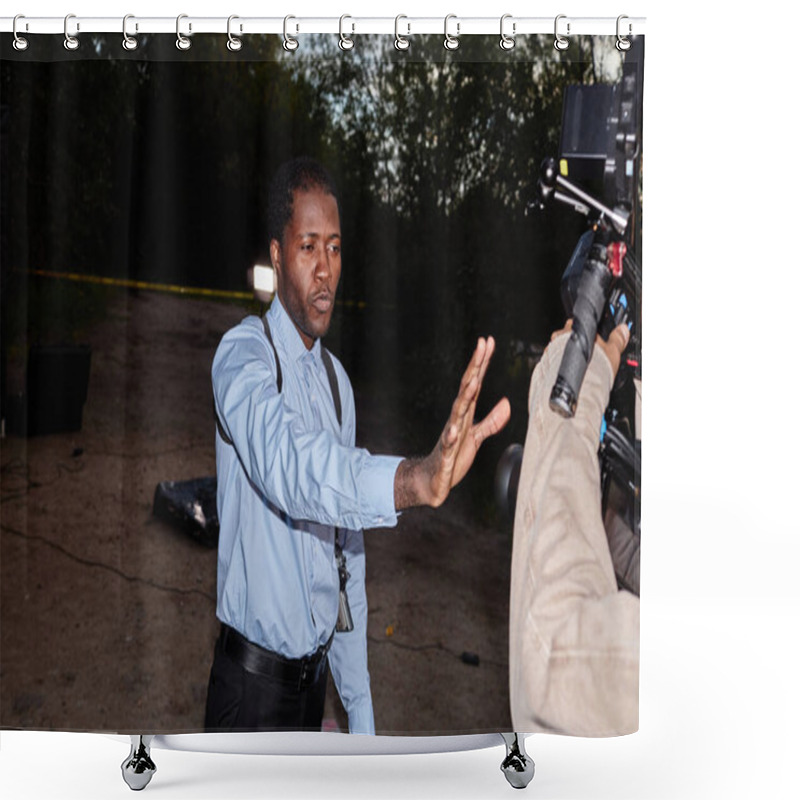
[500,732,535,789]
[121,734,156,791]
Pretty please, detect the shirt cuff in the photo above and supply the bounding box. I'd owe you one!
[347,700,376,735]
[358,454,403,528]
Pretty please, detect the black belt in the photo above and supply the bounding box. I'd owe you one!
[219,624,333,690]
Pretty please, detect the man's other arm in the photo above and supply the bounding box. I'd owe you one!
[509,324,639,737]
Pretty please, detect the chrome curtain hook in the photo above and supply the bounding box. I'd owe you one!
[64,13,80,51]
[176,13,192,51]
[12,14,29,51]
[554,14,570,51]
[227,15,242,51]
[122,14,138,51]
[443,14,460,51]
[500,14,516,51]
[394,14,410,51]
[616,14,632,51]
[283,15,299,51]
[339,14,354,51]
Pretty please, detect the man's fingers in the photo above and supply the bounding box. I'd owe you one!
[551,319,573,341]
[460,336,496,424]
[607,322,630,354]
[447,374,479,442]
[473,397,511,447]
[430,336,505,503]
[475,336,495,385]
[596,322,630,379]
[443,422,459,448]
[451,336,492,428]
[459,337,486,394]
[442,334,502,453]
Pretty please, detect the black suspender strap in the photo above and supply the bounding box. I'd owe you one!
[260,315,283,393]
[215,406,234,446]
[320,347,342,429]
[215,314,342,446]
[263,315,342,427]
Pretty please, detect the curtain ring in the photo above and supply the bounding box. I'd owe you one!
[443,14,460,51]
[616,15,632,51]
[176,13,192,51]
[122,15,138,51]
[499,14,515,51]
[64,13,80,51]
[227,15,242,51]
[554,14,570,51]
[283,15,299,51]
[394,14,410,51]
[339,15,355,51]
[12,15,29,51]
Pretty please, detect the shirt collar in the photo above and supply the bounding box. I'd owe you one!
[268,294,323,365]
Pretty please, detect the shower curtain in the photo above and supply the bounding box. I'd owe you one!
[1,22,643,741]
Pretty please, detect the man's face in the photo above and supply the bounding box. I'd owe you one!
[270,187,342,350]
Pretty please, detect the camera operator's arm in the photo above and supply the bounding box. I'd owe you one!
[394,337,511,510]
[509,323,639,737]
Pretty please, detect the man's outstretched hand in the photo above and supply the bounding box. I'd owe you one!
[394,337,511,510]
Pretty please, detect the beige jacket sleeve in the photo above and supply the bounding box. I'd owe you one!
[509,333,639,737]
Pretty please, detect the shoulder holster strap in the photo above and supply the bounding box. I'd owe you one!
[215,314,342,447]
[319,347,342,429]
[260,314,283,393]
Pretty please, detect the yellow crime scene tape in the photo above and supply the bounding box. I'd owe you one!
[26,269,369,309]
[26,268,254,301]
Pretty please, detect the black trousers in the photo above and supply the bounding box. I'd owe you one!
[204,631,329,732]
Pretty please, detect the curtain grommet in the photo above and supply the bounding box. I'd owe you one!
[176,13,192,51]
[64,13,80,51]
[339,14,355,51]
[443,14,460,51]
[283,15,299,52]
[227,15,242,52]
[500,14,516,51]
[554,14,570,51]
[394,15,410,51]
[12,14,29,51]
[122,14,138,51]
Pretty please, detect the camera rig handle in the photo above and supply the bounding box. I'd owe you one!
[537,157,629,236]
[549,233,626,417]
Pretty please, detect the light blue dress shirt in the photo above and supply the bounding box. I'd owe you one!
[212,295,402,735]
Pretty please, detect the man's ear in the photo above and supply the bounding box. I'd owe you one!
[269,238,282,284]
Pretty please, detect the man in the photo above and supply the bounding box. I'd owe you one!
[508,321,639,737]
[205,157,510,735]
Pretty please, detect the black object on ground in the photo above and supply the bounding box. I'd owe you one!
[26,345,92,436]
[152,477,219,548]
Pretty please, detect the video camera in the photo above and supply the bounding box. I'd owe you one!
[496,37,644,593]
[543,37,643,417]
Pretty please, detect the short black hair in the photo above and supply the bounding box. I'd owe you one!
[267,157,340,248]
